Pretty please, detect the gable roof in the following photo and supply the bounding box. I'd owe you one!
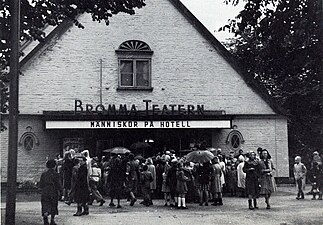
[19,0,286,116]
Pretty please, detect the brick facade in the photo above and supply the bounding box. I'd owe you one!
[1,0,289,182]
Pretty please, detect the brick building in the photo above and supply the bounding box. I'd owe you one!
[0,0,289,183]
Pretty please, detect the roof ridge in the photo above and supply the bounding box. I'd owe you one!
[169,0,286,115]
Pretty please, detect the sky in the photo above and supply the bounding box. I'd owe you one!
[180,0,244,42]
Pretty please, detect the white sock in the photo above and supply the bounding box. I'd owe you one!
[182,198,186,207]
[177,197,182,207]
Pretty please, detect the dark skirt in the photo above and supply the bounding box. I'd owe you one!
[41,195,58,216]
[109,176,124,198]
[245,177,259,197]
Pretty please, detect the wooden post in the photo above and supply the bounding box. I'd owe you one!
[5,0,20,224]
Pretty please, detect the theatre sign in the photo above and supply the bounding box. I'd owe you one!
[45,100,231,129]
[45,120,231,129]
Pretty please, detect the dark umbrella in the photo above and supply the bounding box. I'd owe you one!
[130,142,151,150]
[186,150,214,163]
[103,147,130,155]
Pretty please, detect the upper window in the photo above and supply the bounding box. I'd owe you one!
[116,40,153,90]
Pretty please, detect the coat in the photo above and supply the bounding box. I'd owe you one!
[74,163,90,204]
[147,164,156,190]
[39,168,62,216]
[237,162,246,189]
[176,169,189,194]
[243,159,260,197]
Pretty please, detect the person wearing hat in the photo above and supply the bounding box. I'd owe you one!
[73,156,91,216]
[39,159,62,225]
[126,153,140,206]
[243,151,260,210]
[311,151,322,167]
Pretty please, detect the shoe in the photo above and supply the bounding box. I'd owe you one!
[266,205,271,209]
[296,197,300,200]
[109,202,116,207]
[164,203,168,207]
[117,205,122,208]
[170,203,175,207]
[181,206,188,209]
[199,203,203,206]
[73,206,83,216]
[43,217,49,225]
[211,202,218,206]
[140,200,145,204]
[65,201,71,206]
[50,221,57,225]
[130,198,137,206]
[311,197,316,200]
[99,200,106,206]
[205,202,208,206]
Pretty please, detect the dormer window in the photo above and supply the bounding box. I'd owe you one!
[116,40,153,91]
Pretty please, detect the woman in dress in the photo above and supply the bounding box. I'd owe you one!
[210,156,223,206]
[39,159,62,225]
[108,154,124,208]
[146,157,156,205]
[196,162,212,206]
[237,155,246,197]
[243,151,260,210]
[259,149,276,209]
[62,151,74,204]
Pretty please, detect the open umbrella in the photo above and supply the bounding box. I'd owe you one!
[186,150,214,163]
[103,147,130,155]
[130,142,151,150]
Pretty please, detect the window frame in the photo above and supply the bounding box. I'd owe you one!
[226,129,245,152]
[118,57,152,90]
[116,40,153,91]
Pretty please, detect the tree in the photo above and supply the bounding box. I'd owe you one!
[0,0,146,130]
[221,0,322,169]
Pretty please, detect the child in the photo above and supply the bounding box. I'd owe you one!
[293,156,307,200]
[162,170,171,206]
[39,159,62,225]
[308,162,323,200]
[176,162,189,209]
[141,165,153,206]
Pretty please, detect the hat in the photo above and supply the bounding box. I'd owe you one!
[171,158,178,164]
[46,159,57,169]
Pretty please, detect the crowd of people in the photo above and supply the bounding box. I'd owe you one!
[38,147,323,225]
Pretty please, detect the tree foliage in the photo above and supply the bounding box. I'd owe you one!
[222,0,322,163]
[0,0,146,131]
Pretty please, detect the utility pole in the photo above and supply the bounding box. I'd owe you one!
[5,0,20,224]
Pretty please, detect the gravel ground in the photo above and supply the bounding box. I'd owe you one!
[1,186,323,225]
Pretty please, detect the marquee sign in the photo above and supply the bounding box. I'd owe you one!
[45,120,231,129]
